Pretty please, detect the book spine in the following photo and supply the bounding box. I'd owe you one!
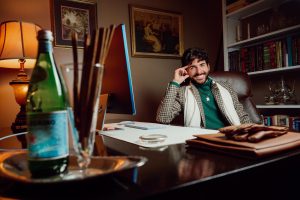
[287,36,293,66]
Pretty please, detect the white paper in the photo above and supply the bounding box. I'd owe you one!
[100,122,218,148]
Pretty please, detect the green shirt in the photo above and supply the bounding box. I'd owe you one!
[193,78,226,129]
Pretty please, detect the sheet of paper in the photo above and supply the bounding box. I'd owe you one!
[100,122,218,148]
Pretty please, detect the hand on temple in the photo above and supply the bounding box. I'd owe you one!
[173,65,190,84]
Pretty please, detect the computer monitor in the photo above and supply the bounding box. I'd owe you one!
[101,24,136,115]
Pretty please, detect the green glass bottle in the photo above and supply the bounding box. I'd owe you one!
[26,30,69,178]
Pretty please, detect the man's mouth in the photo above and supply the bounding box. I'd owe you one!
[194,74,206,79]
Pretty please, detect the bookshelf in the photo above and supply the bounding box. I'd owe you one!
[222,0,300,124]
[227,24,300,48]
[223,0,300,70]
[256,105,300,109]
[226,0,282,20]
[248,65,300,76]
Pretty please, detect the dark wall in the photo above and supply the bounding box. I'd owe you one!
[0,0,222,128]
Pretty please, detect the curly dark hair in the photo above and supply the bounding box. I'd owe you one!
[181,48,209,66]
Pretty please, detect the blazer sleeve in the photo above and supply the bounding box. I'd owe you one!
[156,84,184,124]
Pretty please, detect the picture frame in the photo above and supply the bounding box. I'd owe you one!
[51,0,97,48]
[129,5,184,58]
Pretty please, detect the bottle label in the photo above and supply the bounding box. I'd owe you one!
[27,110,69,160]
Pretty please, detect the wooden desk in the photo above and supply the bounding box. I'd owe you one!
[103,136,300,199]
[1,131,300,199]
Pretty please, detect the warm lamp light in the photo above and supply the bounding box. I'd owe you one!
[0,21,41,147]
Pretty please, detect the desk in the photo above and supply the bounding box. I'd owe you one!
[1,127,300,199]
[104,136,300,199]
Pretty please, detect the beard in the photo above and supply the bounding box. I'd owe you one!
[191,73,208,84]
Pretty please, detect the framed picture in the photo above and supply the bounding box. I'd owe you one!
[129,5,184,58]
[51,0,97,48]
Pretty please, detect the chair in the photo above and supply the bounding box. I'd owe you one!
[210,71,261,124]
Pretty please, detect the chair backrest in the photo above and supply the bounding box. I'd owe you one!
[210,71,261,124]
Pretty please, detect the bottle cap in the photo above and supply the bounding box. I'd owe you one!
[38,30,53,41]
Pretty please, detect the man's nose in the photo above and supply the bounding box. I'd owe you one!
[196,66,204,74]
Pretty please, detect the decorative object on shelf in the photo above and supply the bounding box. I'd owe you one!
[269,8,287,31]
[256,24,270,36]
[269,1,300,32]
[277,77,297,105]
[0,21,41,148]
[129,5,184,58]
[50,0,97,48]
[265,81,277,105]
[264,77,297,105]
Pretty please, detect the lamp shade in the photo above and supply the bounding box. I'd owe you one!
[0,21,41,68]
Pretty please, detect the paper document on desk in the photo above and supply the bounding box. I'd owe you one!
[100,122,218,148]
[124,122,166,130]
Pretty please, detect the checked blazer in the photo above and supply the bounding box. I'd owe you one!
[156,79,252,128]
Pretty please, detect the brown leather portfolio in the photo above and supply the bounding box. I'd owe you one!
[186,132,300,158]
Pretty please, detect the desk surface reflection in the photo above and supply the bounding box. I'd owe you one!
[1,133,300,199]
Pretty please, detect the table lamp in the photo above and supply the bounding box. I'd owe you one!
[0,21,41,147]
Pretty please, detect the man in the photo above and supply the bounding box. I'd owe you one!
[156,47,251,129]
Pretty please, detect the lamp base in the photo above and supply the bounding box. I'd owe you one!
[9,61,29,149]
[11,105,27,148]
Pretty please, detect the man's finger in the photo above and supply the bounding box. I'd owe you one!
[179,69,187,76]
[181,65,190,69]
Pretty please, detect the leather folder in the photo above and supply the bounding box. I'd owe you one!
[186,132,300,158]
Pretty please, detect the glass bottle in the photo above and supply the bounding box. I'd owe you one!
[26,30,69,178]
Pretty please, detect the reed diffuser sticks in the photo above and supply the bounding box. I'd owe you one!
[71,25,116,147]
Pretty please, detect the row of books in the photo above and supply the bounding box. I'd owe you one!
[263,115,300,132]
[229,34,300,73]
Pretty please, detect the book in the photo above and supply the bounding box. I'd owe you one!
[289,117,300,131]
[293,119,300,132]
[256,44,264,71]
[292,35,300,65]
[276,115,289,127]
[286,36,293,66]
[275,40,282,68]
[229,50,240,72]
[263,41,277,70]
[263,116,272,126]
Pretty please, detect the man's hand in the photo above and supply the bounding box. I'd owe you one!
[173,65,190,84]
